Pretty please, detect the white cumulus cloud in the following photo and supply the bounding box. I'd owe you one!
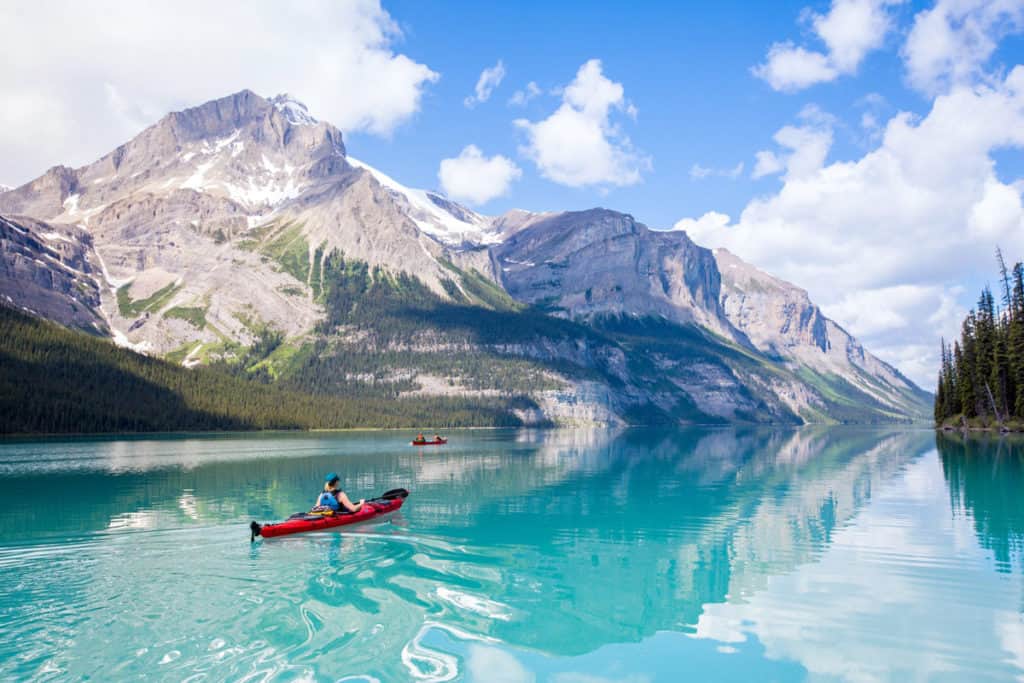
[0,0,439,185]
[438,145,522,205]
[752,150,785,179]
[674,211,731,235]
[903,0,1024,95]
[677,67,1024,387]
[755,45,841,92]
[464,60,506,108]
[754,0,899,92]
[752,105,835,179]
[515,59,649,188]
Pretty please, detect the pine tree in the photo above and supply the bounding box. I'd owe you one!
[997,247,1013,311]
[937,254,1024,425]
[1012,263,1024,418]
[992,316,1009,421]
[957,320,977,419]
[973,291,996,417]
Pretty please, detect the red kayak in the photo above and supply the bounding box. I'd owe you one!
[250,489,408,540]
[412,438,447,446]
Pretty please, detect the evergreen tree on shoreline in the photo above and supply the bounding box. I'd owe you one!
[936,250,1024,426]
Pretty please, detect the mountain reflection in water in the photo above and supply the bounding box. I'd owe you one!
[0,427,1021,682]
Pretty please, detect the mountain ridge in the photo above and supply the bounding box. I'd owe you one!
[0,90,930,426]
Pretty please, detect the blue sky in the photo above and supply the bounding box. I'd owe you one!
[2,0,1024,386]
[346,0,1006,225]
[346,0,1024,386]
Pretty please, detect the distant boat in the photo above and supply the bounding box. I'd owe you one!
[411,437,447,446]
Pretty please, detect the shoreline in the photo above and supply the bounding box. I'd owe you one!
[0,421,935,441]
[0,425,518,441]
[939,426,1024,434]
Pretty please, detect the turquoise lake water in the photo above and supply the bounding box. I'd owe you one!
[0,427,1022,681]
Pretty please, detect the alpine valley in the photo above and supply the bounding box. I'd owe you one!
[0,91,930,432]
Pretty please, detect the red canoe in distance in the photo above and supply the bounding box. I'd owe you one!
[411,438,447,446]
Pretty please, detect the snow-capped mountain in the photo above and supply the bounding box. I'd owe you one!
[0,90,497,353]
[0,90,930,424]
[346,157,502,246]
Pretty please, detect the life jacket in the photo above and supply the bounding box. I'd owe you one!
[316,490,340,511]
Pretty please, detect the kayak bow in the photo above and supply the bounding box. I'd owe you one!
[250,488,408,541]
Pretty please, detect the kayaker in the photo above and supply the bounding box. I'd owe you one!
[416,432,425,442]
[315,473,364,513]
[433,433,441,442]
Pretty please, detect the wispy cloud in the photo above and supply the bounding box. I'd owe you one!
[464,60,506,108]
[508,81,541,106]
[690,162,745,180]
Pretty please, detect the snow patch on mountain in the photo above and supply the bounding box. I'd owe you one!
[272,94,317,126]
[174,136,306,210]
[224,172,303,209]
[62,193,80,214]
[181,161,216,191]
[347,156,500,246]
[40,231,73,243]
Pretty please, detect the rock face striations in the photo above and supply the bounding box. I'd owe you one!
[0,91,931,425]
[714,248,928,417]
[495,209,739,342]
[0,215,105,333]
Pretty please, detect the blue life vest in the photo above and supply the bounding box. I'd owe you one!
[317,491,340,510]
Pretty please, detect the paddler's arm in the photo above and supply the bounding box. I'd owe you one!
[336,491,364,513]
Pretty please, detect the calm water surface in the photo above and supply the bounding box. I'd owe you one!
[0,427,1022,681]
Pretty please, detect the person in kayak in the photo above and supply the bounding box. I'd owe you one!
[416,432,425,442]
[315,473,364,513]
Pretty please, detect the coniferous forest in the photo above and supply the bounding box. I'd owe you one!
[935,250,1024,428]
[0,305,530,434]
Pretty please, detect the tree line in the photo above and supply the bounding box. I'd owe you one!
[935,249,1024,426]
[0,304,530,435]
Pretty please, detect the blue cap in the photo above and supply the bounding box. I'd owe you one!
[325,472,339,483]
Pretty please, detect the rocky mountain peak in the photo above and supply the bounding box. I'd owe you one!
[713,247,928,414]
[496,209,739,341]
[270,94,318,126]
[148,90,344,166]
[715,247,828,355]
[0,89,930,426]
[163,89,268,143]
[0,166,81,218]
[0,90,353,224]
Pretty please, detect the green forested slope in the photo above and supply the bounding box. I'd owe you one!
[0,305,528,434]
[0,245,931,434]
